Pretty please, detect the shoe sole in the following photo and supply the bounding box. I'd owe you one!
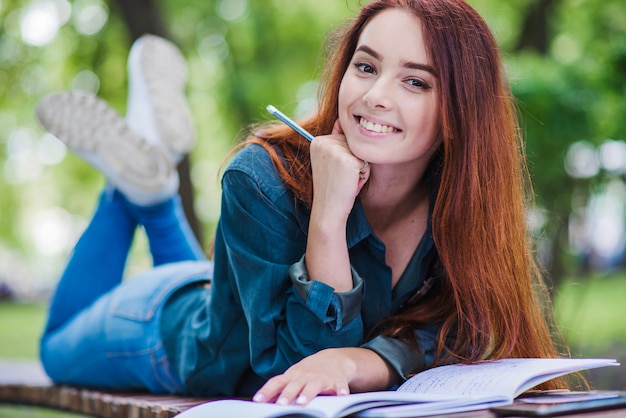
[135,35,194,155]
[36,92,174,192]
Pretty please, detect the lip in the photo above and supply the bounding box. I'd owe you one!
[354,115,401,136]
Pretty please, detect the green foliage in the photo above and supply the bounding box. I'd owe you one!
[504,0,626,277]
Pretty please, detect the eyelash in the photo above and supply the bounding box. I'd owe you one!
[407,78,431,90]
[353,62,431,90]
[354,62,375,74]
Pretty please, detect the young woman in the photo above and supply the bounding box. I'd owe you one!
[37,0,568,406]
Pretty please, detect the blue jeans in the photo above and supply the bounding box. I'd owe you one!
[40,188,212,394]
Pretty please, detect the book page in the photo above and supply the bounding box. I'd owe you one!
[175,399,324,418]
[398,358,619,400]
[175,392,458,418]
[358,396,509,418]
[175,359,618,418]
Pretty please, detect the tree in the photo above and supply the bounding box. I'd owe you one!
[510,0,626,280]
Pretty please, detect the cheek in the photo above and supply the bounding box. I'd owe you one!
[338,73,363,108]
[338,78,349,111]
[404,107,440,152]
[337,79,354,125]
[412,103,438,135]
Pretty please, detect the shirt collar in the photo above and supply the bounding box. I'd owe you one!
[346,199,374,249]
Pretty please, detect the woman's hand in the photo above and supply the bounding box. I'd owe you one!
[252,347,397,406]
[305,120,370,292]
[309,120,370,222]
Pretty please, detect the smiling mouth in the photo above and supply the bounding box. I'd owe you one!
[358,116,399,134]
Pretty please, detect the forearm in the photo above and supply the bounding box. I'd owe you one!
[306,131,366,293]
[339,347,401,392]
[305,204,353,292]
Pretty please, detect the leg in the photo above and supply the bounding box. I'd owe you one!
[124,193,206,266]
[43,188,136,334]
[42,189,205,335]
[40,190,211,393]
[37,35,206,394]
[40,258,213,394]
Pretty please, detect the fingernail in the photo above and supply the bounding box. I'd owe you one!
[339,388,349,396]
[296,395,308,404]
[253,393,265,402]
[276,396,289,405]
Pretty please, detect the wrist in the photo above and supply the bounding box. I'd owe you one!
[349,348,398,391]
[310,196,351,229]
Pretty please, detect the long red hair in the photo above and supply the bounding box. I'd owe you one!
[237,0,570,389]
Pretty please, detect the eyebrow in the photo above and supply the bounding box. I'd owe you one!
[355,44,436,76]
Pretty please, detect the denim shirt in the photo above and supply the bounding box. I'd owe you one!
[162,144,441,397]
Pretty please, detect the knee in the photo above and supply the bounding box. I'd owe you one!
[39,334,73,383]
[39,335,60,382]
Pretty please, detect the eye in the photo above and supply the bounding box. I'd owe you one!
[406,78,431,90]
[354,62,376,74]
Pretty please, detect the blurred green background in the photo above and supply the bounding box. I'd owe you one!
[0,0,625,415]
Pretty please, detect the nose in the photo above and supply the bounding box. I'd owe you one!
[362,77,393,109]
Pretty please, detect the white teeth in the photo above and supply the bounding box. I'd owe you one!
[359,117,396,133]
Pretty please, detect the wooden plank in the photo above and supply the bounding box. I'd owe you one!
[0,361,206,417]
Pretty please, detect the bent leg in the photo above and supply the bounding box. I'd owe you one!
[43,188,136,334]
[40,258,213,394]
[125,194,206,266]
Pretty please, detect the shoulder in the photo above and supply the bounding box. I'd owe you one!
[226,143,275,173]
[222,143,289,204]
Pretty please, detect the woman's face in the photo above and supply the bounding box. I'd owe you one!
[338,8,440,170]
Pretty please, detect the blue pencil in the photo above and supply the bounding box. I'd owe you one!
[266,104,315,142]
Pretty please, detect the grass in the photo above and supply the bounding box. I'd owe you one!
[554,273,626,350]
[0,302,46,359]
[0,303,92,417]
[0,406,90,418]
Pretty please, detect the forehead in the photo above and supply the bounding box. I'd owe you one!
[357,8,430,64]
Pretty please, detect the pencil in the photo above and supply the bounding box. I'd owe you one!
[266,104,315,142]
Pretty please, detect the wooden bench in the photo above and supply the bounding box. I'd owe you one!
[0,360,208,417]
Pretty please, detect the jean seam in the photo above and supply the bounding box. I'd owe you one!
[151,343,184,393]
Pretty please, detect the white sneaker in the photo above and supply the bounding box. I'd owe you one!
[126,35,194,161]
[36,92,179,205]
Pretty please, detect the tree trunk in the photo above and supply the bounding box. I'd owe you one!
[515,0,558,54]
[109,0,203,246]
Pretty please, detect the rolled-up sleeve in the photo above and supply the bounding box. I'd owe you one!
[289,256,365,330]
[362,323,442,380]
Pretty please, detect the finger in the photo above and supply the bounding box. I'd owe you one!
[335,383,350,396]
[275,380,307,405]
[295,381,349,405]
[293,380,327,405]
[253,376,289,403]
[357,166,370,192]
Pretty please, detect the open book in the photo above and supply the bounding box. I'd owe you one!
[176,358,619,418]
